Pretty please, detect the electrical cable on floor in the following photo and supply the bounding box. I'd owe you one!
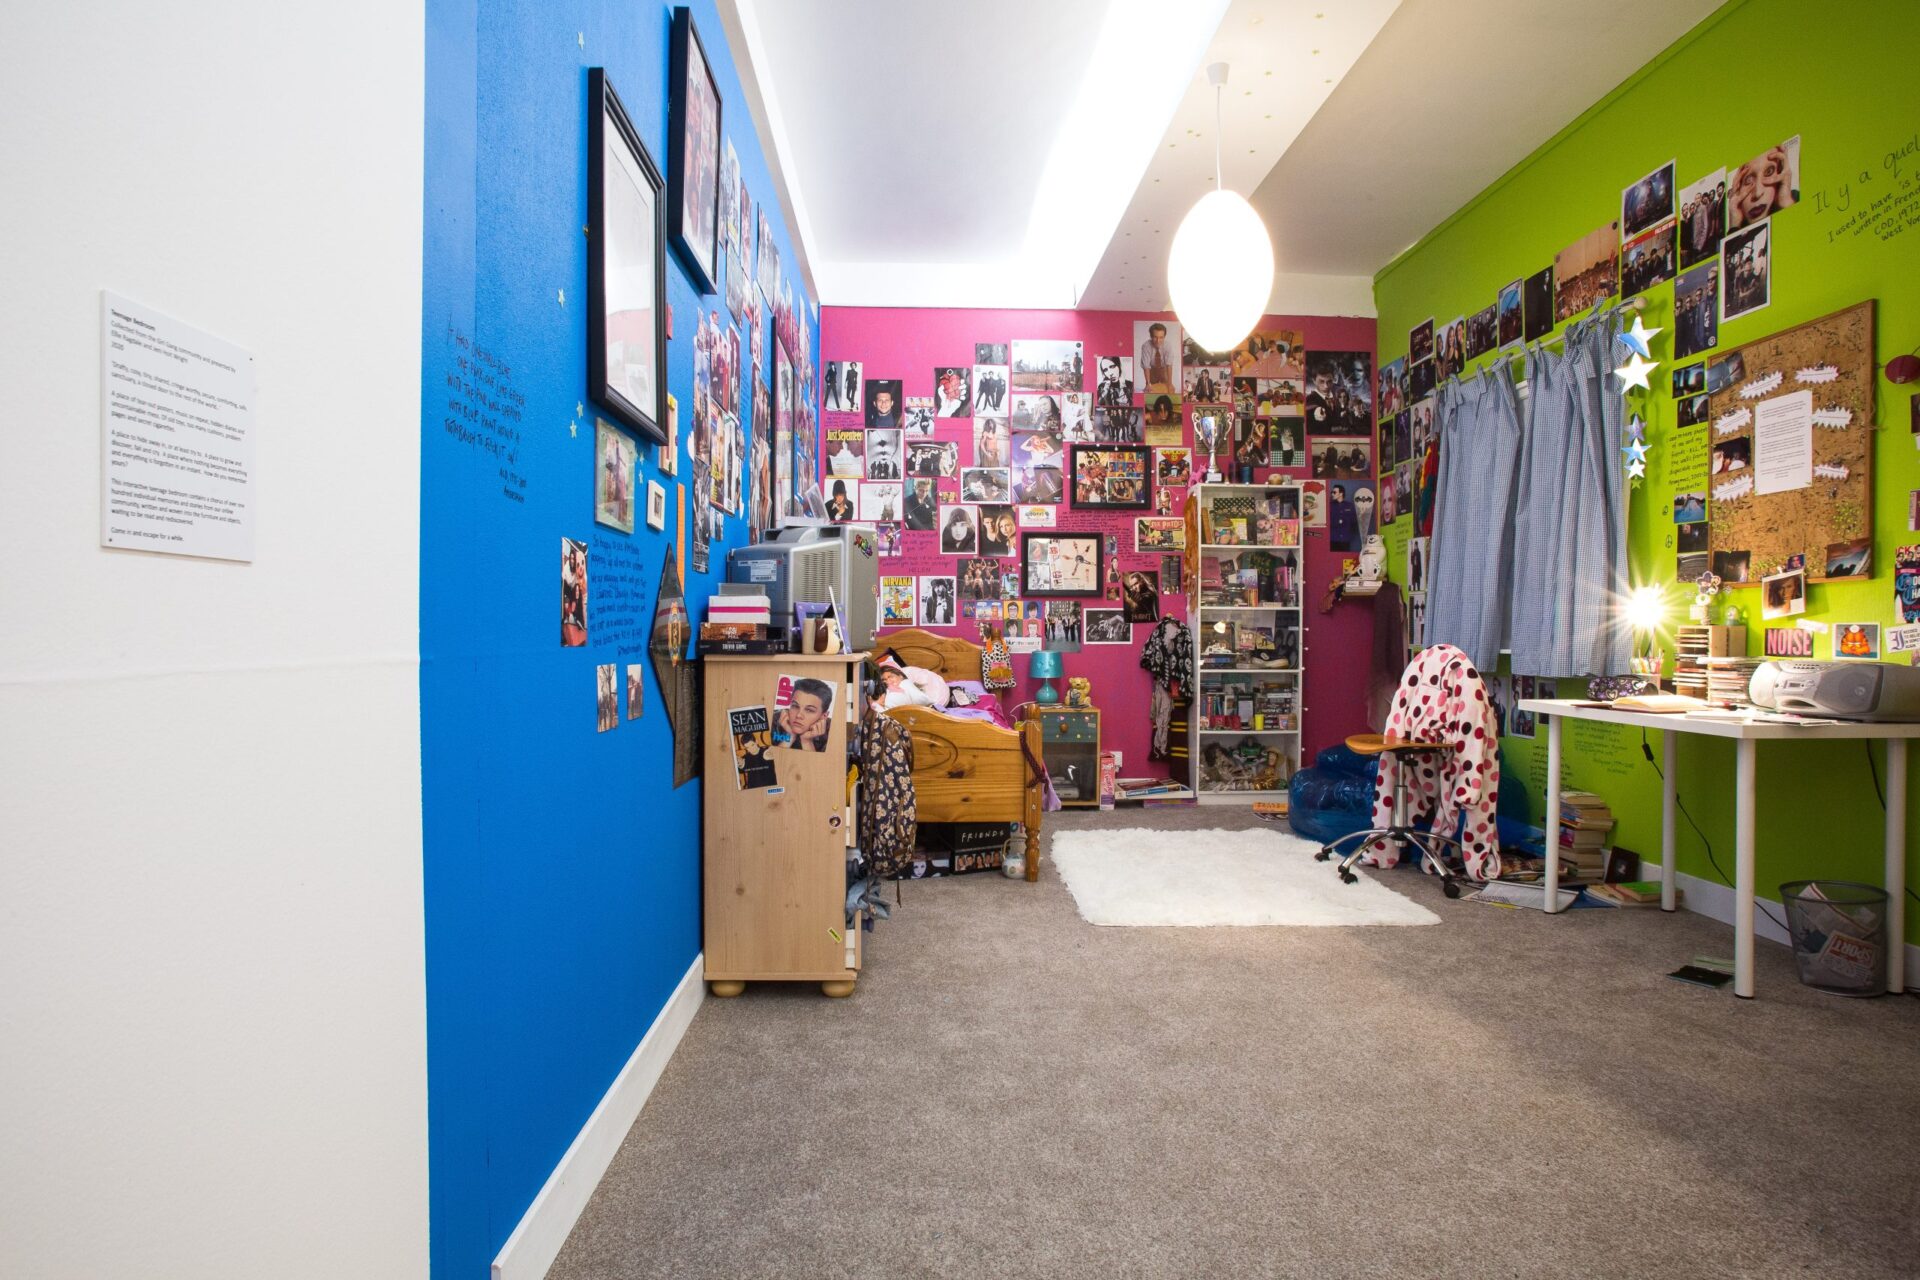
[1640,729,1789,933]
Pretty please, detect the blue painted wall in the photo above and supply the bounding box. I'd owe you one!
[421,3,817,1274]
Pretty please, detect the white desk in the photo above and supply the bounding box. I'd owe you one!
[1517,698,1918,998]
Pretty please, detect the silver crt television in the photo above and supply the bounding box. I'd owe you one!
[727,525,879,652]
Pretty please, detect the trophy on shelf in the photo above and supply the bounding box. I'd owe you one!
[1196,410,1225,482]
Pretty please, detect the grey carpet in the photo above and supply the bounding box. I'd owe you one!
[550,808,1920,1279]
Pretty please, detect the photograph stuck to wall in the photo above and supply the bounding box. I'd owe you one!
[594,419,639,533]
[973,363,1008,415]
[1096,355,1134,408]
[1620,220,1677,298]
[1674,260,1720,359]
[859,480,902,523]
[1300,479,1327,529]
[934,366,972,417]
[1759,567,1806,620]
[1134,320,1183,397]
[917,575,957,627]
[1728,136,1799,231]
[1721,218,1771,322]
[977,503,1016,556]
[595,664,619,733]
[1834,622,1880,661]
[1409,318,1434,365]
[1010,339,1084,393]
[1522,267,1553,342]
[561,536,589,646]
[880,575,915,626]
[1496,280,1523,348]
[902,396,935,435]
[1621,158,1675,240]
[1555,220,1620,322]
[863,378,903,428]
[1678,168,1727,270]
[1084,609,1130,645]
[823,359,862,414]
[938,503,978,554]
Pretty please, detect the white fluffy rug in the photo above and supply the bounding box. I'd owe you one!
[1049,827,1441,927]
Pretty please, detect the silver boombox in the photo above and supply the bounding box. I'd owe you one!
[1748,661,1920,722]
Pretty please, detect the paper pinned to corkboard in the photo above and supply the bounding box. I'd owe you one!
[1705,300,1875,584]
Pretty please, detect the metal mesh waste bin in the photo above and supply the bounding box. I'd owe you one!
[1780,880,1888,997]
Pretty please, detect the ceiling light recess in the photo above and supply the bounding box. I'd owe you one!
[1167,62,1273,352]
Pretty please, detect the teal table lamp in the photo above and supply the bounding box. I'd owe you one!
[1029,649,1065,705]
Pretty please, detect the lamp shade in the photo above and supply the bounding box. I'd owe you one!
[1027,650,1064,679]
[1168,188,1275,354]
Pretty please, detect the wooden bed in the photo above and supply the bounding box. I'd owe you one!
[875,628,1045,882]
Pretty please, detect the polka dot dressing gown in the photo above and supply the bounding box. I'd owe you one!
[1364,643,1502,880]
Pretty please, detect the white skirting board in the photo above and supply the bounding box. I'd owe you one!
[492,952,705,1280]
[1640,861,1920,976]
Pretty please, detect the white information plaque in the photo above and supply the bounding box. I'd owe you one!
[101,291,257,561]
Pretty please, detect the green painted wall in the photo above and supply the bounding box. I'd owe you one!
[1372,0,1920,941]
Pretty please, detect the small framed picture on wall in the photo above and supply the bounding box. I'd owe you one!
[1021,531,1103,597]
[667,7,723,294]
[1069,444,1152,510]
[586,69,667,443]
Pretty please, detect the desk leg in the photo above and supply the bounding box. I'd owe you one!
[1886,739,1907,995]
[1734,738,1757,999]
[1661,729,1678,912]
[1544,715,1563,913]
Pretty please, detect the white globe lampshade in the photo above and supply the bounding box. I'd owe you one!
[1168,188,1274,354]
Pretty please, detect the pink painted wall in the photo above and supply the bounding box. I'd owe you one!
[820,305,1378,779]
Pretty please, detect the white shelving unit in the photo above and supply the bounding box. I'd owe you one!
[1187,482,1304,805]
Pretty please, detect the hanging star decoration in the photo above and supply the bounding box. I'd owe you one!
[1617,315,1662,359]
[1614,351,1658,392]
[568,419,578,438]
[557,287,566,306]
[1624,439,1649,466]
[1626,457,1646,480]
[1625,413,1647,445]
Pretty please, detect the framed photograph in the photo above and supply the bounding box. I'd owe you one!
[587,69,667,443]
[1069,443,1152,510]
[1084,609,1131,644]
[594,419,638,532]
[646,479,667,531]
[1021,531,1103,597]
[667,7,723,294]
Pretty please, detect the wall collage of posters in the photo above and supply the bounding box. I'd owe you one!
[820,324,1376,664]
[568,7,820,781]
[1375,133,1815,679]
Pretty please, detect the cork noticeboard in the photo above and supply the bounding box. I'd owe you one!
[1704,300,1875,585]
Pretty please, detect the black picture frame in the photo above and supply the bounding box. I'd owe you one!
[1020,532,1104,598]
[1068,443,1153,510]
[668,7,722,295]
[587,69,667,444]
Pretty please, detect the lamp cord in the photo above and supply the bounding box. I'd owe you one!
[1213,82,1223,191]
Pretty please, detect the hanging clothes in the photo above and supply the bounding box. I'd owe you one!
[1140,617,1193,761]
[1363,643,1502,881]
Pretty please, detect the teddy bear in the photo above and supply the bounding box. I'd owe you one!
[1064,676,1093,709]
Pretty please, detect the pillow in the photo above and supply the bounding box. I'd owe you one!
[876,655,950,709]
[946,679,992,708]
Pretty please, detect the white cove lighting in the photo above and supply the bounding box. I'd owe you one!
[1169,62,1274,352]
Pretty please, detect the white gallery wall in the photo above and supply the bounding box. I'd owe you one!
[0,5,429,1278]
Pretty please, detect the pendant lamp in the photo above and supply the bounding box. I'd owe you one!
[1168,62,1274,353]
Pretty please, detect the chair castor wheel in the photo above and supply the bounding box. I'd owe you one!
[1314,847,1332,862]
[1442,880,1462,899]
[1338,870,1357,885]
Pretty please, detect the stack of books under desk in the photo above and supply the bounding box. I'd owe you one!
[1557,790,1615,882]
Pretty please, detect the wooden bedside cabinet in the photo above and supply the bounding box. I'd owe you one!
[1035,707,1101,808]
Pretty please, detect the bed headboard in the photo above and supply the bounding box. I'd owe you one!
[875,628,984,681]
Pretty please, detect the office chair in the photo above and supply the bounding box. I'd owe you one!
[1312,734,1465,898]
[1311,643,1502,895]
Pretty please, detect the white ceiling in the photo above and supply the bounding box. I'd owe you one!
[726,0,1729,317]
[1247,0,1727,280]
